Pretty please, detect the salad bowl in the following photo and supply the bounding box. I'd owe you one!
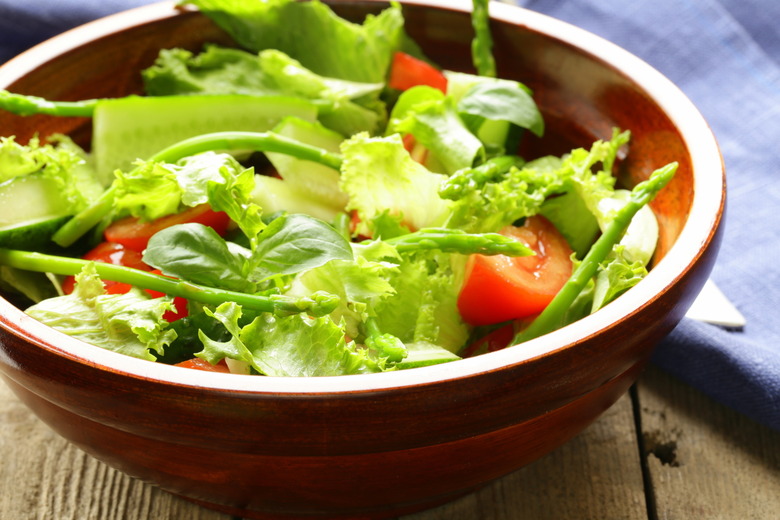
[0,0,724,519]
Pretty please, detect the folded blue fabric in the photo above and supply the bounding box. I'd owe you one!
[0,0,778,430]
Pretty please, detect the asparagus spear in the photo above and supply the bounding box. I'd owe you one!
[0,90,98,117]
[382,227,534,257]
[471,0,497,78]
[0,248,339,316]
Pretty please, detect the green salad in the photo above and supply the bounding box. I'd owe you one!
[0,0,676,376]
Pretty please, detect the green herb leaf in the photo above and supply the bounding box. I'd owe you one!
[458,81,544,137]
[249,213,354,281]
[143,223,250,292]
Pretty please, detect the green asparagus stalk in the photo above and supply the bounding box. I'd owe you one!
[382,227,534,256]
[471,0,497,78]
[148,131,343,170]
[0,90,98,117]
[512,162,678,344]
[0,248,339,316]
[52,131,344,248]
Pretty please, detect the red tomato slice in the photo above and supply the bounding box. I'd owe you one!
[457,215,574,326]
[388,52,448,92]
[460,322,517,358]
[104,204,230,252]
[174,358,231,373]
[61,242,151,295]
[145,269,189,321]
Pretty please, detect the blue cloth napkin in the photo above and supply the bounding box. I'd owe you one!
[1,0,778,430]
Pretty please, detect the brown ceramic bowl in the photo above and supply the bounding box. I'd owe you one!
[0,1,724,519]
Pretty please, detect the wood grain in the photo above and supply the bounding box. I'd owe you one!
[0,379,230,520]
[1,378,645,520]
[400,392,647,520]
[636,366,780,520]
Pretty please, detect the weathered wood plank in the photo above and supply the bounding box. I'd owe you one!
[401,392,647,520]
[636,366,780,519]
[1,378,646,520]
[0,379,230,520]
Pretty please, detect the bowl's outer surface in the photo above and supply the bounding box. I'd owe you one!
[0,1,724,518]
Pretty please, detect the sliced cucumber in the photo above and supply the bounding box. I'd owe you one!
[92,95,319,185]
[0,174,74,249]
[266,117,348,210]
[394,341,461,370]
[252,174,342,223]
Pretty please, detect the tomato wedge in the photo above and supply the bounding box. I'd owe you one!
[457,215,574,326]
[61,242,151,295]
[175,358,231,373]
[145,269,189,321]
[388,52,448,92]
[461,322,517,358]
[104,204,230,252]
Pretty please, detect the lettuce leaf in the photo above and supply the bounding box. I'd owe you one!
[340,132,452,235]
[0,136,102,213]
[286,255,397,340]
[143,46,278,96]
[113,151,250,221]
[372,251,470,353]
[196,302,386,376]
[25,264,176,361]
[389,91,485,174]
[181,0,405,84]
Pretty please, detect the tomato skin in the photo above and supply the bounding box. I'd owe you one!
[104,204,230,252]
[457,216,574,326]
[61,242,151,295]
[174,358,231,373]
[388,52,448,92]
[145,270,189,321]
[461,322,517,358]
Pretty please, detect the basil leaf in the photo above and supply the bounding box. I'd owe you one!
[458,81,544,137]
[144,223,250,292]
[249,213,354,281]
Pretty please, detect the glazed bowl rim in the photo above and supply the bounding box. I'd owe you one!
[0,0,724,395]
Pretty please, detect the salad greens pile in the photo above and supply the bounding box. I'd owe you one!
[0,0,676,377]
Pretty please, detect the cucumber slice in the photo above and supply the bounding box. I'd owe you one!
[0,174,73,249]
[394,341,461,370]
[252,175,342,223]
[266,117,348,210]
[92,95,319,185]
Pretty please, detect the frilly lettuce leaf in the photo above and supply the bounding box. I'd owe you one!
[286,255,397,340]
[441,156,564,234]
[339,132,452,235]
[113,151,250,222]
[196,302,386,376]
[372,251,470,353]
[0,135,102,212]
[25,263,176,361]
[591,245,648,312]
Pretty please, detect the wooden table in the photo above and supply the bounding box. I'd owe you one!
[2,365,779,520]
